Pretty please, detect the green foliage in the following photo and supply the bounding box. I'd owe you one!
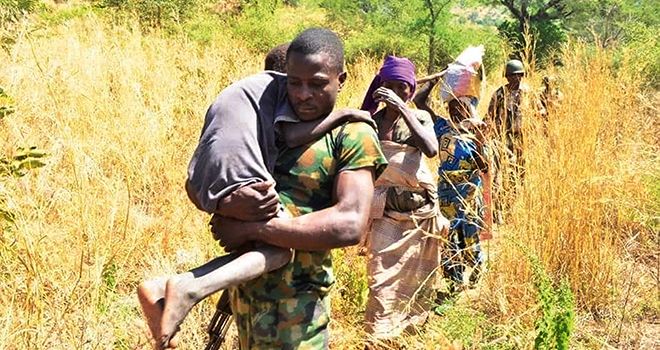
[0,146,48,178]
[98,261,119,314]
[39,3,98,26]
[181,12,224,45]
[434,301,487,348]
[529,255,575,350]
[0,147,47,230]
[319,0,506,73]
[321,0,431,65]
[558,0,659,88]
[0,86,15,119]
[554,279,575,349]
[614,1,659,89]
[498,18,566,63]
[96,0,205,28]
[228,1,327,53]
[0,0,40,24]
[0,200,15,225]
[332,249,369,315]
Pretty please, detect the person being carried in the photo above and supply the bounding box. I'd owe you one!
[137,37,375,349]
[264,42,290,73]
[209,28,388,349]
[360,56,447,344]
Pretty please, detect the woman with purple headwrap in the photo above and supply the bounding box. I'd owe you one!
[361,56,448,343]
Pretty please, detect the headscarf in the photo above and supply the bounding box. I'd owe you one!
[360,55,417,115]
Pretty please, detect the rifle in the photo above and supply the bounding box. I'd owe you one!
[205,290,234,350]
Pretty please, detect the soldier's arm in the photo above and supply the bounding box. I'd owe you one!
[486,91,501,136]
[213,168,376,251]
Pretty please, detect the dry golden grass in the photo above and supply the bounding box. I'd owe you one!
[0,13,657,350]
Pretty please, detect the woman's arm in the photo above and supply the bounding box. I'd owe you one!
[412,79,441,123]
[464,120,489,172]
[373,87,438,157]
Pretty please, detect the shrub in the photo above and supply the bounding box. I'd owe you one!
[530,255,575,350]
[96,0,204,28]
[0,0,40,24]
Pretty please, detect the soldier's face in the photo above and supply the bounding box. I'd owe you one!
[286,52,347,121]
[506,73,523,89]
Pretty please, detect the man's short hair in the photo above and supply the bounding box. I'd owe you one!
[264,42,290,73]
[287,28,344,73]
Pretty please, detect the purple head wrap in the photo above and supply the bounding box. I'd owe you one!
[360,55,417,115]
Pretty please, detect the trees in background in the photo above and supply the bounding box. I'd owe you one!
[0,0,655,86]
[319,0,507,73]
[481,0,577,62]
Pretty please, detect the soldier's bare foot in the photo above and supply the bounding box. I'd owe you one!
[160,273,199,349]
[137,277,167,348]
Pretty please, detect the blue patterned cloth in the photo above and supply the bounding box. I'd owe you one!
[434,118,484,237]
[434,117,485,285]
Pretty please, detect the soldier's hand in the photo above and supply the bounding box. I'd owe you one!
[216,181,279,221]
[210,215,251,252]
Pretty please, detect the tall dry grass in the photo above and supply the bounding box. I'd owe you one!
[0,13,657,350]
[0,14,261,349]
[475,43,659,347]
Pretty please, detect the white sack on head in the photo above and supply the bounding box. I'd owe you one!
[440,45,484,104]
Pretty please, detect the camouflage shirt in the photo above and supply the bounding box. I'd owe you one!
[235,121,387,301]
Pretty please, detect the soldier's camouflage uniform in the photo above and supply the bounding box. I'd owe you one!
[229,121,387,350]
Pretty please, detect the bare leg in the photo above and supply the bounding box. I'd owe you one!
[159,244,292,348]
[138,277,167,347]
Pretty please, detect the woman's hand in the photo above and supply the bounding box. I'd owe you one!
[373,87,407,112]
[460,118,487,143]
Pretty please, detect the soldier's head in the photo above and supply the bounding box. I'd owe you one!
[264,42,290,73]
[504,59,525,90]
[286,28,347,121]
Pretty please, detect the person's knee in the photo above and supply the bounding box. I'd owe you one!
[255,244,292,271]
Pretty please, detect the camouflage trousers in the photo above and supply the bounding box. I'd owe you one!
[229,288,330,350]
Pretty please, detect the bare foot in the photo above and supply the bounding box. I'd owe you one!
[159,273,200,349]
[137,277,167,348]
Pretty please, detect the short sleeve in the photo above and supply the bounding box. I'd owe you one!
[335,122,388,178]
[273,101,300,135]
